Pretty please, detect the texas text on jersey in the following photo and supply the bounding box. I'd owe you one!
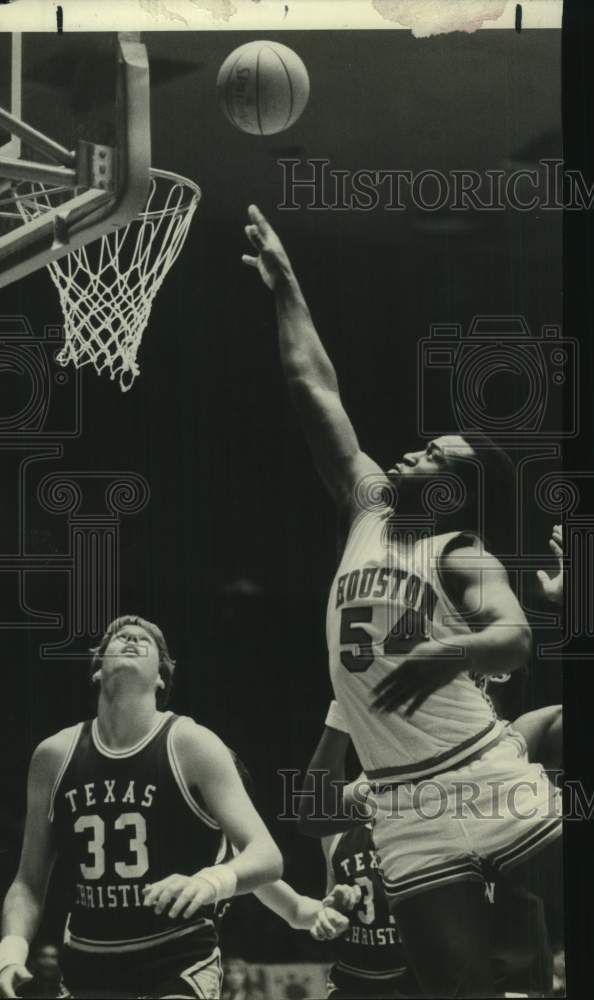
[325,824,419,998]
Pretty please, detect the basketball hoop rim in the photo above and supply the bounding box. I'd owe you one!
[8,167,201,225]
[141,168,202,220]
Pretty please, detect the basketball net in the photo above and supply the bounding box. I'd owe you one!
[16,169,200,391]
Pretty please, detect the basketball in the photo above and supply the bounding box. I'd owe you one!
[217,40,310,135]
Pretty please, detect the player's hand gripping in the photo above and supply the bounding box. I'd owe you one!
[323,883,362,915]
[0,963,33,999]
[143,872,218,920]
[310,905,350,942]
[536,524,563,605]
[242,204,293,290]
[310,884,361,941]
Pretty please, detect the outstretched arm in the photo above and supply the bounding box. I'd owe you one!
[253,879,358,940]
[243,205,386,517]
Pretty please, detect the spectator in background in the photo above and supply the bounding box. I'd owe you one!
[222,957,265,1000]
[283,971,310,999]
[27,943,68,998]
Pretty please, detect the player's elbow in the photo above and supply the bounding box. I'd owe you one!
[511,625,532,669]
[495,624,531,675]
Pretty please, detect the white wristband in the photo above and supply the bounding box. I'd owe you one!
[196,864,237,903]
[325,700,349,734]
[0,935,29,973]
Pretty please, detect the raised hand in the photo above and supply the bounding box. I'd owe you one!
[536,524,563,605]
[242,204,293,290]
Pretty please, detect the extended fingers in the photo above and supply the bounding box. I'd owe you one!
[372,667,419,712]
[244,223,263,251]
[164,882,195,920]
[143,876,182,915]
[549,537,562,559]
[181,879,214,919]
[404,687,434,717]
[326,884,361,913]
[248,203,267,229]
[373,662,413,697]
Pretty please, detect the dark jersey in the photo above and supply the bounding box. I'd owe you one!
[326,824,414,995]
[51,712,225,960]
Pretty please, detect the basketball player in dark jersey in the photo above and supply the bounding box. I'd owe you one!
[323,821,415,999]
[296,705,416,999]
[0,616,283,1000]
[243,206,562,997]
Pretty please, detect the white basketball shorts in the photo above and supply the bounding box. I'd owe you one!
[369,728,562,902]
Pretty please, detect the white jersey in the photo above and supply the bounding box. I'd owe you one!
[326,505,504,784]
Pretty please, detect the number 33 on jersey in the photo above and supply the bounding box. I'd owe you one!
[50,713,226,955]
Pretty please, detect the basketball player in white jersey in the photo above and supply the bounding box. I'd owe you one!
[243,206,562,997]
[0,616,283,1000]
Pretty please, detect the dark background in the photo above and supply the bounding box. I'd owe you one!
[0,25,569,970]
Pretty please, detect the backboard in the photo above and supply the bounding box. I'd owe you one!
[0,32,151,287]
[0,32,200,391]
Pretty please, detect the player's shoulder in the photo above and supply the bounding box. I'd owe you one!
[171,716,231,765]
[439,532,503,576]
[31,723,82,781]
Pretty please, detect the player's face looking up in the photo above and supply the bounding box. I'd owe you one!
[90,615,176,708]
[388,435,475,480]
[100,624,162,693]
